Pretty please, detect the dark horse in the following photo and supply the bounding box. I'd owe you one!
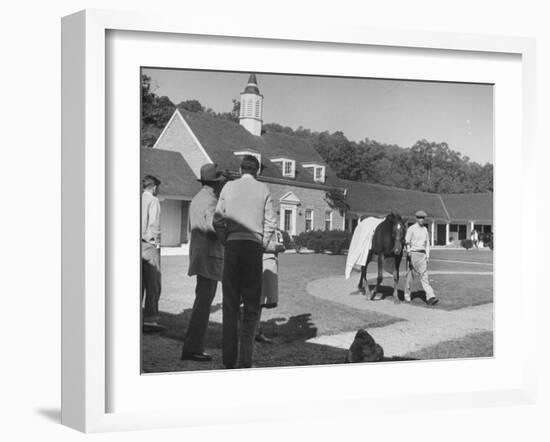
[357,213,406,302]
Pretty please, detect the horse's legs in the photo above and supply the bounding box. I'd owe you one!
[393,255,401,303]
[358,265,366,290]
[364,252,373,299]
[373,254,384,300]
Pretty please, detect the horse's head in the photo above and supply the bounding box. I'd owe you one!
[386,212,405,256]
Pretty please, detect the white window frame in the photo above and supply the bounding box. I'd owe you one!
[302,163,326,183]
[279,204,297,235]
[324,210,333,230]
[305,208,314,231]
[270,157,296,178]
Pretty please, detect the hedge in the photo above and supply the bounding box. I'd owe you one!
[293,229,352,255]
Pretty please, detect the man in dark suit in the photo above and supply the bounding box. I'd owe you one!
[181,163,226,362]
[213,155,277,369]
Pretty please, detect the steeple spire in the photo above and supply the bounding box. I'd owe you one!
[239,73,263,136]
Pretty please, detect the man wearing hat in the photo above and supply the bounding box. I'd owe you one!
[404,210,439,305]
[181,163,227,362]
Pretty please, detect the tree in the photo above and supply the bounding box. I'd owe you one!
[141,78,493,193]
[141,74,176,147]
[324,188,350,216]
[177,99,204,113]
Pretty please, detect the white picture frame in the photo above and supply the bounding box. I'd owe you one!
[61,9,537,433]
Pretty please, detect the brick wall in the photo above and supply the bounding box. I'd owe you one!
[266,182,344,235]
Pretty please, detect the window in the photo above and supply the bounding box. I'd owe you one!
[247,100,253,116]
[315,167,322,181]
[324,211,332,231]
[302,163,325,183]
[284,161,292,175]
[450,224,466,240]
[255,100,260,118]
[305,209,314,231]
[271,158,295,178]
[282,160,295,177]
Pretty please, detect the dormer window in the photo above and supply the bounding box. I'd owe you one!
[302,163,326,183]
[270,157,296,179]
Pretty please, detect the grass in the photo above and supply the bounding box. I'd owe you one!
[368,273,493,311]
[143,253,403,372]
[404,331,493,360]
[142,249,493,372]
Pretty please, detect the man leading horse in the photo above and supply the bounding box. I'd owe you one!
[404,210,439,305]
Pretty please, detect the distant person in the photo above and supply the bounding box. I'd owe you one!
[404,210,439,306]
[213,155,278,369]
[181,164,226,362]
[141,175,166,332]
[471,229,479,248]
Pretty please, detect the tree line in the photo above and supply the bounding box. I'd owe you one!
[141,74,493,194]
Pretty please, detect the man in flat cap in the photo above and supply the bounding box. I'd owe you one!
[181,163,227,362]
[404,210,439,305]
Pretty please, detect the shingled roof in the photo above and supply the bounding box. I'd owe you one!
[440,193,493,222]
[141,147,200,198]
[179,110,340,188]
[341,179,450,221]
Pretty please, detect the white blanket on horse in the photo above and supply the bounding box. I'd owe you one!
[345,217,384,279]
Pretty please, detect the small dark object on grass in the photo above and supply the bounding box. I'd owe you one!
[461,239,474,250]
[346,328,384,363]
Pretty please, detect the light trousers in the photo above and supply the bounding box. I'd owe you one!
[405,251,435,301]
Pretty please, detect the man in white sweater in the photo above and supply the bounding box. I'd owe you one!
[213,155,277,369]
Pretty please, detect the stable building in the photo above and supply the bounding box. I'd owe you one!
[141,73,493,250]
[143,74,345,248]
[343,178,493,246]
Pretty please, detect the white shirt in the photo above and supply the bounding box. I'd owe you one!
[142,190,161,244]
[405,223,430,258]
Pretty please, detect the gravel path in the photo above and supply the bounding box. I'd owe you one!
[305,271,493,357]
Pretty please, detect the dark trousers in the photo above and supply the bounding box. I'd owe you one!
[183,275,218,354]
[222,240,263,369]
[141,241,161,323]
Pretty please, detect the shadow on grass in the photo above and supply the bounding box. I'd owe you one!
[157,305,317,348]
[143,306,415,372]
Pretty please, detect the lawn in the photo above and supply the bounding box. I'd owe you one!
[142,248,493,372]
[404,331,493,360]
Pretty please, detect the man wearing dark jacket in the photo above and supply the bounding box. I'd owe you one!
[181,163,226,362]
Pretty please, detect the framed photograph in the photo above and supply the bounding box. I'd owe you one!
[61,9,537,433]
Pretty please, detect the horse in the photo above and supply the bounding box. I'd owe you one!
[357,213,406,302]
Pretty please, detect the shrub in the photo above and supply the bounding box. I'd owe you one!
[294,229,352,254]
[461,239,474,250]
[281,230,296,251]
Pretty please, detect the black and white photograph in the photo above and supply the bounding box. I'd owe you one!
[140,68,494,373]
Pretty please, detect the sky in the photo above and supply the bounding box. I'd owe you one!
[143,68,494,164]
